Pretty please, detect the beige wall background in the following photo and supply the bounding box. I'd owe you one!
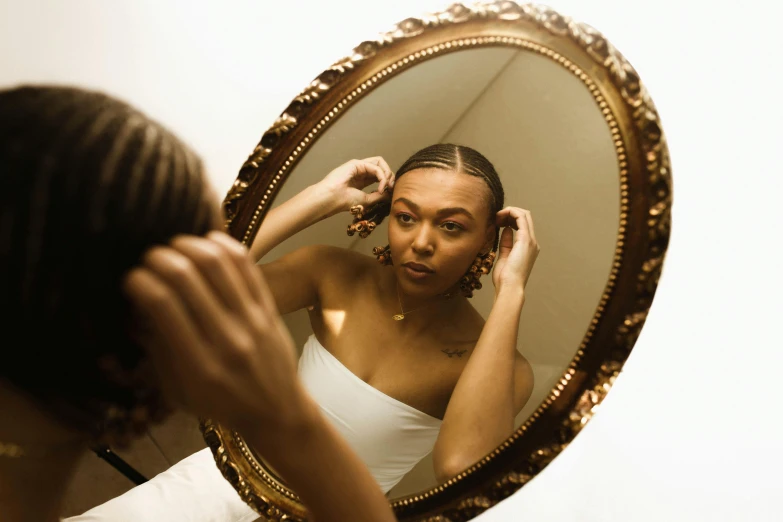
[260,46,619,497]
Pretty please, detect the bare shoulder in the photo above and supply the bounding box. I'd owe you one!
[514,352,533,379]
[283,243,362,267]
[293,244,376,285]
[513,351,534,412]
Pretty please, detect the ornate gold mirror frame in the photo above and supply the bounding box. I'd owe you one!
[200,2,672,520]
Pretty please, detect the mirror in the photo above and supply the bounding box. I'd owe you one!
[202,3,671,520]
[253,45,619,498]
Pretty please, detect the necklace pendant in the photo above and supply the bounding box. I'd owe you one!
[393,314,405,321]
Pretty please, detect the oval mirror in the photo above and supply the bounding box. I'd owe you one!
[201,2,672,521]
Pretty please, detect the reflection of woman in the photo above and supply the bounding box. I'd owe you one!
[0,86,395,522]
[253,144,539,492]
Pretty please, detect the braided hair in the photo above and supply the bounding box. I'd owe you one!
[347,143,505,297]
[347,143,504,242]
[0,85,215,445]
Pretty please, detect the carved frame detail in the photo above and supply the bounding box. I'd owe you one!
[201,2,672,521]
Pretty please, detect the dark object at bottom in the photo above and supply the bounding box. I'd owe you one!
[90,444,149,485]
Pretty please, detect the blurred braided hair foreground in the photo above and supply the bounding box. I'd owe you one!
[0,85,216,446]
[347,143,505,297]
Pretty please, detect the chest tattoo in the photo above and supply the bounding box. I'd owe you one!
[441,348,467,358]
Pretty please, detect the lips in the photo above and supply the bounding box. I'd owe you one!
[403,262,434,273]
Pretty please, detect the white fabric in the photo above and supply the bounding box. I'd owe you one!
[64,448,258,522]
[66,333,441,520]
[298,334,442,493]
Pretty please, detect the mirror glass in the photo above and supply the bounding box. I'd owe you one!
[251,46,620,498]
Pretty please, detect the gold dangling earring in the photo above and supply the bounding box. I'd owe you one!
[459,251,496,298]
[373,244,392,265]
[347,204,378,238]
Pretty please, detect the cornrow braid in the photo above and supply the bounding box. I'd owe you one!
[0,85,215,446]
[346,143,505,248]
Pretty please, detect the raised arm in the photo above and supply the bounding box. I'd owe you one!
[249,157,395,261]
[432,207,539,483]
[261,243,355,315]
[123,232,397,522]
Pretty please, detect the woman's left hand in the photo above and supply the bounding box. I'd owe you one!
[492,207,540,295]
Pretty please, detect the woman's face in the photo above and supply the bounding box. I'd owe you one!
[388,168,495,297]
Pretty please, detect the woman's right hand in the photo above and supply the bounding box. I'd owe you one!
[318,157,395,215]
[124,231,399,522]
[122,230,309,437]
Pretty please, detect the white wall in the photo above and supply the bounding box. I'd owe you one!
[1,1,780,521]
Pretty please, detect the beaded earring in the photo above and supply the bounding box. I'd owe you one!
[346,204,376,238]
[459,251,496,298]
[373,244,393,265]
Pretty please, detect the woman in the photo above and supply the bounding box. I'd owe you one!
[0,85,395,522]
[253,144,539,492]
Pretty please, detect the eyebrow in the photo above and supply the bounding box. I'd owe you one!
[393,197,476,220]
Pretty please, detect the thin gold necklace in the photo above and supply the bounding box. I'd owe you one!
[394,284,447,321]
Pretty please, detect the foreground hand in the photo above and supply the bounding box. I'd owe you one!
[123,231,305,435]
[318,157,395,214]
[492,207,540,295]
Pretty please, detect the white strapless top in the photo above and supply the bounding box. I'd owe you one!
[298,334,442,493]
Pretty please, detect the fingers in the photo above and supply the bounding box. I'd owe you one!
[206,231,259,295]
[364,157,394,181]
[351,160,388,193]
[139,245,232,345]
[169,235,251,313]
[522,211,537,245]
[495,208,512,228]
[122,267,211,405]
[363,184,393,208]
[496,207,540,255]
[496,207,523,229]
[360,157,395,193]
[123,232,299,425]
[241,260,293,360]
[498,226,514,258]
[207,232,280,314]
[206,231,279,323]
[512,209,537,246]
[496,207,534,233]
